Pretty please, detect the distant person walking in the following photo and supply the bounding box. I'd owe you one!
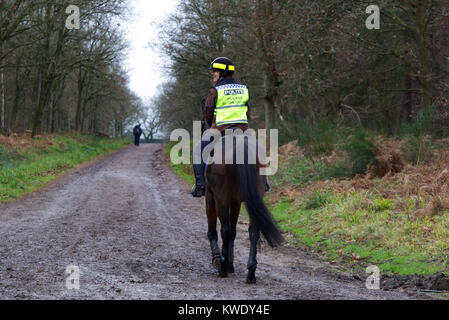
[133,124,143,147]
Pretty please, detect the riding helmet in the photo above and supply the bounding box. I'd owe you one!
[209,57,235,75]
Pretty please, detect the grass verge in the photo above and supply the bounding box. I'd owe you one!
[271,193,448,276]
[269,150,449,276]
[0,134,130,203]
[166,141,195,186]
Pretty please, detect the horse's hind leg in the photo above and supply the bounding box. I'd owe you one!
[227,201,241,274]
[218,203,231,277]
[206,188,220,270]
[247,219,260,284]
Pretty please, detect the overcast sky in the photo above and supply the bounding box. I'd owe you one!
[123,0,178,102]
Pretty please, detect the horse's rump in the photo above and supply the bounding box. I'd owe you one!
[206,133,283,247]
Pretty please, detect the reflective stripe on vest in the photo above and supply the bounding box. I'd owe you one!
[214,84,249,126]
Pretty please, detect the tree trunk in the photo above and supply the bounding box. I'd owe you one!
[402,73,413,123]
[75,67,85,132]
[0,69,5,133]
[10,59,22,130]
[92,100,98,134]
[0,44,5,133]
[264,75,276,130]
[47,91,54,133]
[256,0,282,131]
[80,99,88,133]
[416,3,432,109]
[32,71,54,138]
[51,76,65,133]
[32,6,66,138]
[31,70,43,138]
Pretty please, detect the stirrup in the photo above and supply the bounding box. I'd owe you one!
[191,184,205,197]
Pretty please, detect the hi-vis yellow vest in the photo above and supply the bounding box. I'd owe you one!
[214,84,249,126]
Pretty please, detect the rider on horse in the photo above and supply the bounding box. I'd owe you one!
[191,58,281,283]
[191,57,251,197]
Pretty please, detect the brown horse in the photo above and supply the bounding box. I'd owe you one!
[204,132,283,283]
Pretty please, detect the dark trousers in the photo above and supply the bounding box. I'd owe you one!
[193,131,217,168]
[134,135,141,146]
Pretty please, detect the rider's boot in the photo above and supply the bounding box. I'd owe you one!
[265,179,271,192]
[191,163,205,197]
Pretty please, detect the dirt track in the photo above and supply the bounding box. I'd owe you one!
[0,144,420,299]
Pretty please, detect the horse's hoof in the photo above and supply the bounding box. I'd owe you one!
[212,256,221,271]
[219,265,228,278]
[246,276,256,284]
[219,257,228,277]
[228,264,235,273]
[246,265,256,284]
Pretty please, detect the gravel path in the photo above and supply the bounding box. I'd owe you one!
[0,144,418,299]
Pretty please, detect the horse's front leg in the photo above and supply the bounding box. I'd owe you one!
[247,220,260,284]
[206,188,220,270]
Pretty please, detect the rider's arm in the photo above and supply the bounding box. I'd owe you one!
[246,101,250,121]
[204,87,217,127]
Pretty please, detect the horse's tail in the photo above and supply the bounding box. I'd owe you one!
[234,138,284,248]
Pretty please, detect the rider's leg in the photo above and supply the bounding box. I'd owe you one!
[191,131,215,197]
[191,140,206,197]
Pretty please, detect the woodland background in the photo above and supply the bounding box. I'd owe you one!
[1,0,448,145]
[0,0,146,139]
[155,0,449,146]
